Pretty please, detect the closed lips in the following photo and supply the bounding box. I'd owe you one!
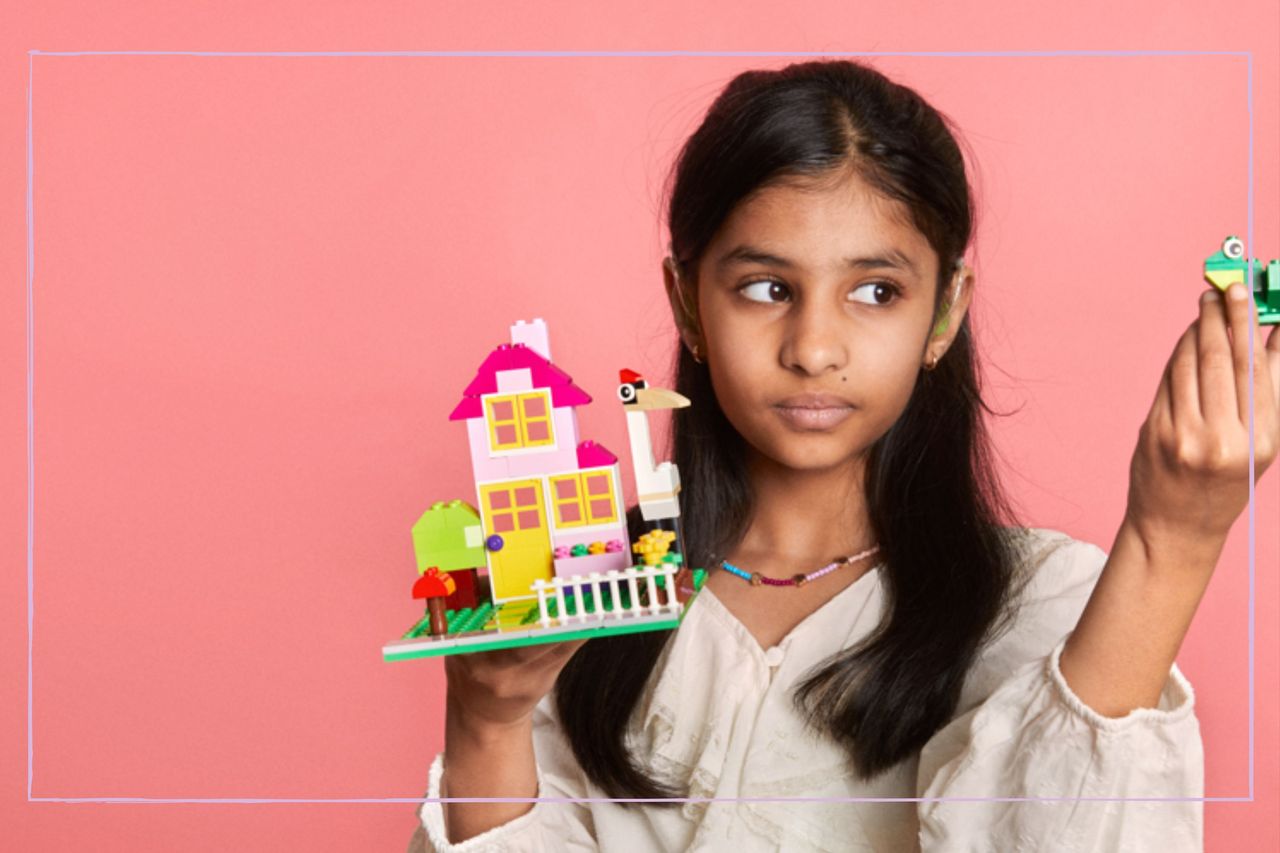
[772,395,856,430]
[774,394,854,409]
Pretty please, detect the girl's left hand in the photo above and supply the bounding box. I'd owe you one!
[1125,283,1280,551]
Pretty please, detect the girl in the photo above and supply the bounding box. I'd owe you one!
[411,59,1280,851]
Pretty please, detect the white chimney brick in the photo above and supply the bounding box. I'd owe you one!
[510,318,552,360]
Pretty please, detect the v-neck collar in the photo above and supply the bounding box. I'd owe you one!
[694,561,885,659]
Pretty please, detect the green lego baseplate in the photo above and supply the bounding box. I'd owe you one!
[382,568,707,661]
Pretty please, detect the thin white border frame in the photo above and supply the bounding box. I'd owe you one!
[24,48,1258,806]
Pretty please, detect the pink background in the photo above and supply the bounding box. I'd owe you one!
[3,2,1277,850]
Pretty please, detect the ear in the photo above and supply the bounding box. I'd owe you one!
[929,262,975,352]
[662,256,705,356]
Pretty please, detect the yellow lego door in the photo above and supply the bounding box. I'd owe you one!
[480,479,552,602]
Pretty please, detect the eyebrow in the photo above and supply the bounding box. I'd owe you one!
[715,244,920,277]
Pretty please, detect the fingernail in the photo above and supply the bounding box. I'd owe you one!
[1229,283,1248,301]
[1203,290,1220,304]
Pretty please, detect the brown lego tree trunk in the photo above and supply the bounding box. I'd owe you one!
[427,597,449,636]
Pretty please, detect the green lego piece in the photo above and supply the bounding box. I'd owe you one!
[382,569,709,661]
[411,499,486,573]
[385,615,687,660]
[1204,236,1280,325]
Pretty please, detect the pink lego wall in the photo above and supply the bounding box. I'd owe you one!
[464,407,580,482]
[3,3,1277,851]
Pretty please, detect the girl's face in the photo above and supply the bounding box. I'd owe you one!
[671,170,971,475]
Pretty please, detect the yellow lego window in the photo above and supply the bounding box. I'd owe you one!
[582,470,618,525]
[485,391,555,452]
[550,474,586,527]
[518,392,555,447]
[486,395,523,450]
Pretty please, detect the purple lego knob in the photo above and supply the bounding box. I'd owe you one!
[486,534,505,552]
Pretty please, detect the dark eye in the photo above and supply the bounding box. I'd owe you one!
[740,279,791,303]
[849,281,902,306]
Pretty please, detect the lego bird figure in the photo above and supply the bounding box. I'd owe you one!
[618,369,691,522]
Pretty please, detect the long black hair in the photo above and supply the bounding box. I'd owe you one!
[555,59,1027,799]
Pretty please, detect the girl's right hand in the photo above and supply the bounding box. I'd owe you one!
[440,640,586,843]
[444,639,586,730]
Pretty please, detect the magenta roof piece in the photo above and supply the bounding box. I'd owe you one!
[576,440,617,469]
[449,342,593,421]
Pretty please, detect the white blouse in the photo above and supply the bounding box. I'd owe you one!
[409,527,1203,852]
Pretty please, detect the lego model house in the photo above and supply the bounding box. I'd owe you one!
[384,317,700,661]
[447,319,633,602]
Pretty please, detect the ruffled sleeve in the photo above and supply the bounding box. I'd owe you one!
[915,528,1204,852]
[409,698,598,852]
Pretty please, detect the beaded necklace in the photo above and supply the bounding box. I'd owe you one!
[718,544,881,588]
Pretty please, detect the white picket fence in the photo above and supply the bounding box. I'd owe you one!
[531,564,681,627]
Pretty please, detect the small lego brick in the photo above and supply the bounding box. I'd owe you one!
[632,529,677,566]
[445,567,480,611]
[617,369,691,412]
[510,318,552,359]
[1204,235,1280,325]
[412,499,486,574]
[576,440,618,467]
[552,550,629,578]
[412,567,458,636]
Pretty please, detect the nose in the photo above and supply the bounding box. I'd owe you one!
[779,298,849,376]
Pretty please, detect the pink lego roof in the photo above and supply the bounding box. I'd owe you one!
[576,440,617,469]
[449,342,593,421]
